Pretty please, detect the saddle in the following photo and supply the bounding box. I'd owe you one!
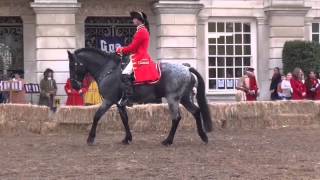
[121,55,161,86]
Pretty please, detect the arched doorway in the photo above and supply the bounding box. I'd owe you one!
[85,17,136,53]
[0,17,23,78]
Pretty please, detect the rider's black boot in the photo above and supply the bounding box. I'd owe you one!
[118,74,134,107]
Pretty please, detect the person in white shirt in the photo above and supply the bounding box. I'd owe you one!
[278,73,293,100]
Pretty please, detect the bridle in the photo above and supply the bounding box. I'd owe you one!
[71,53,121,85]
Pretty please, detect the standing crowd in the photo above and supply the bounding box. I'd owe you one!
[235,66,320,101]
[39,68,102,110]
[270,67,320,101]
[0,68,102,110]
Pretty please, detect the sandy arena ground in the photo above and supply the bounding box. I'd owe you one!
[1,127,320,180]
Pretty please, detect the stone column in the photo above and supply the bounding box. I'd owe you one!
[31,0,81,102]
[152,0,203,67]
[257,17,270,100]
[21,15,36,84]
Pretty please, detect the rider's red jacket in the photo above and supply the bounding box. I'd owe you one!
[121,25,160,84]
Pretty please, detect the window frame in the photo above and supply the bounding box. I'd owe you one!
[311,22,320,43]
[205,18,257,95]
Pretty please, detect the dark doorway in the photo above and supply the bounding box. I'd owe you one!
[0,17,23,77]
[85,17,136,53]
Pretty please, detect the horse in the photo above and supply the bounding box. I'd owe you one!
[67,48,212,146]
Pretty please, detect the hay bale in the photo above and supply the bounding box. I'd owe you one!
[0,104,49,134]
[1,100,317,135]
[41,121,58,134]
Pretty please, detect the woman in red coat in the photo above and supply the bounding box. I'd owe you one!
[316,72,320,100]
[116,11,159,106]
[305,71,319,100]
[290,68,306,100]
[65,78,89,106]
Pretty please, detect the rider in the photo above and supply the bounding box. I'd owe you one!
[116,11,159,107]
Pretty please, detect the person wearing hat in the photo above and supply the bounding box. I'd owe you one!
[244,67,259,101]
[116,11,160,107]
[39,68,57,110]
[236,67,259,101]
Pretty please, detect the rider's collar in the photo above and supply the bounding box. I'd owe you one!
[137,24,145,31]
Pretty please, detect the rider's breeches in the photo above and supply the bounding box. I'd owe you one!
[122,58,133,75]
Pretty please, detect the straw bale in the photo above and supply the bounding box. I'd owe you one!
[41,121,58,134]
[1,100,320,135]
[0,104,49,134]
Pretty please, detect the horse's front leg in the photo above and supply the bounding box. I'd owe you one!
[87,100,113,146]
[117,105,132,145]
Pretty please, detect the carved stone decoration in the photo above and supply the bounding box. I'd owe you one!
[77,0,154,21]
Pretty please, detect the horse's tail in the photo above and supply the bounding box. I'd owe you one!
[189,67,213,132]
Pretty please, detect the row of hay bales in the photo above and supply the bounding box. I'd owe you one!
[1,101,320,134]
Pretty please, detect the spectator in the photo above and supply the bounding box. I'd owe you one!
[236,67,259,101]
[39,68,57,110]
[270,67,281,100]
[290,67,306,100]
[278,73,293,100]
[65,77,89,106]
[235,72,248,101]
[305,71,319,100]
[10,70,27,104]
[84,74,102,105]
[316,72,320,100]
[0,74,9,103]
[0,74,4,103]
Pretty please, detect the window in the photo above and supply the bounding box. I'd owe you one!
[207,21,254,92]
[312,23,320,43]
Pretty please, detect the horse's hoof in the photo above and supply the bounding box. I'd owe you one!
[122,139,130,145]
[200,134,208,144]
[161,139,173,146]
[87,137,96,146]
[127,135,132,142]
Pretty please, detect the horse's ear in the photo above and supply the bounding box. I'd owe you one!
[67,50,74,62]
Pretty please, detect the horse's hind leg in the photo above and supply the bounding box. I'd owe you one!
[117,105,132,145]
[181,96,208,143]
[162,97,181,146]
[87,100,112,145]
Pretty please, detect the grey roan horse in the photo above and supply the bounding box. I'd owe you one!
[68,48,212,146]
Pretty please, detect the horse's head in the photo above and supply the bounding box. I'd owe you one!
[68,50,87,90]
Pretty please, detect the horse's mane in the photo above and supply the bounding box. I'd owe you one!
[74,47,121,64]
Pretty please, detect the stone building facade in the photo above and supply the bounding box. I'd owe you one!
[0,0,320,103]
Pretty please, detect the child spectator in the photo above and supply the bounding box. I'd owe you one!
[278,73,293,100]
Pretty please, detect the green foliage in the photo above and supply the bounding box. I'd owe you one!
[282,40,320,74]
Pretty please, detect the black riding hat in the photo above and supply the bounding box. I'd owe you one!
[130,11,146,23]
